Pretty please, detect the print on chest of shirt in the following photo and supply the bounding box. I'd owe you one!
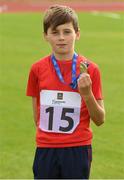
[39,90,81,134]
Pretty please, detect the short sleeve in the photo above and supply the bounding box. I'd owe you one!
[26,65,39,97]
[91,66,103,100]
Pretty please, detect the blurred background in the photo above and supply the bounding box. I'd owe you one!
[0,0,124,178]
[1,0,124,12]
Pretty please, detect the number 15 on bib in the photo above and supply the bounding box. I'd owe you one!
[39,90,81,134]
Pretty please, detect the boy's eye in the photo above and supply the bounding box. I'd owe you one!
[51,31,58,34]
[51,30,72,35]
[64,30,71,34]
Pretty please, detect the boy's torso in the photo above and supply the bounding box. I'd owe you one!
[27,55,101,147]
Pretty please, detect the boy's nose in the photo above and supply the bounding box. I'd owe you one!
[59,33,64,40]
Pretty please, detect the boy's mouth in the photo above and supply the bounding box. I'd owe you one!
[56,44,67,47]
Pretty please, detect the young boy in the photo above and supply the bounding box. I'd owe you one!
[26,5,105,179]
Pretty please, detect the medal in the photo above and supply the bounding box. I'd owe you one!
[80,62,88,73]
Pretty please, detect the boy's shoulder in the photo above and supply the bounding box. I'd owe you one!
[78,54,99,70]
[78,54,101,78]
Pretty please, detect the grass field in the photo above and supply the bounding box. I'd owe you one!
[0,11,124,178]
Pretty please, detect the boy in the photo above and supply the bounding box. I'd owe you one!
[26,5,105,179]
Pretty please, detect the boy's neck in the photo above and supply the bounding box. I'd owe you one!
[53,51,75,61]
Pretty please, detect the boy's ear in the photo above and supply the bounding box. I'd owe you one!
[76,30,80,40]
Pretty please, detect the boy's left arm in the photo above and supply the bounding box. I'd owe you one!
[78,73,105,126]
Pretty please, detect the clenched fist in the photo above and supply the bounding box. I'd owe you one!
[77,73,92,99]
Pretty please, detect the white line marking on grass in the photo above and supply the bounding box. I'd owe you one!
[91,11,121,19]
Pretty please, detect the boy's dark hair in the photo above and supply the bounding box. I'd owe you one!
[43,5,79,34]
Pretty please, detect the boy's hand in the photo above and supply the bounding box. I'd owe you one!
[77,73,92,99]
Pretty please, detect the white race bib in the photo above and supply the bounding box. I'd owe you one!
[39,90,81,134]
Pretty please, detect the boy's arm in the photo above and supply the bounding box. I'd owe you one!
[84,93,105,126]
[32,97,38,127]
[78,73,105,126]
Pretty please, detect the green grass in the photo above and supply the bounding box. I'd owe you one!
[0,12,124,178]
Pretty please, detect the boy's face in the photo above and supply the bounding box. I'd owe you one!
[44,22,80,58]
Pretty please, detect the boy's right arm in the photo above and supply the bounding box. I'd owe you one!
[32,97,38,127]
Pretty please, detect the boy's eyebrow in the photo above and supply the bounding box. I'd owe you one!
[63,28,72,31]
[52,28,72,31]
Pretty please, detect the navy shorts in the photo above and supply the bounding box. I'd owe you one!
[33,145,92,179]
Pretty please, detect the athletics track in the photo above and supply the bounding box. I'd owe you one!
[0,1,124,13]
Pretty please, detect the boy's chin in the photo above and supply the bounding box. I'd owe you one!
[56,49,70,54]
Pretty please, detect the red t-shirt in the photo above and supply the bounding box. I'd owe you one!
[26,54,103,148]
